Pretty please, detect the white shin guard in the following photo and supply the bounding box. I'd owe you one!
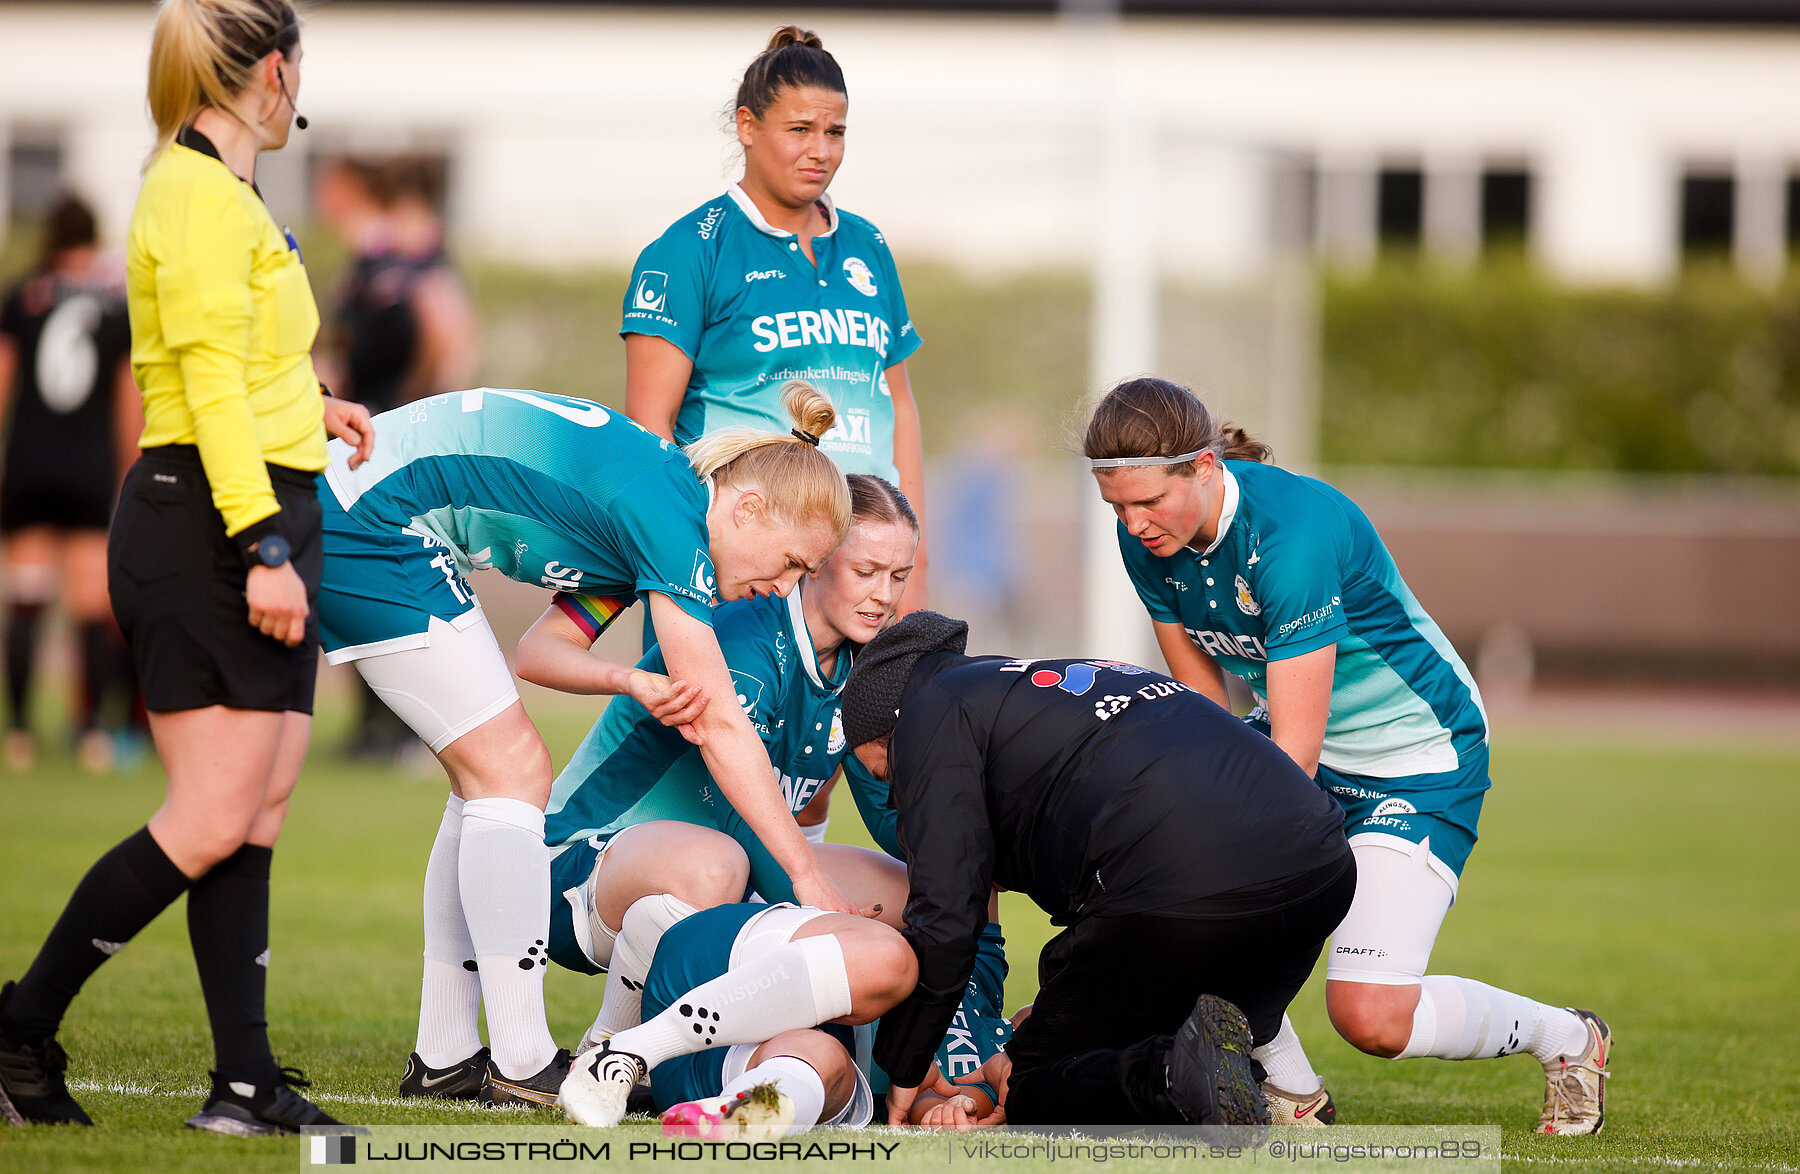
[460,796,558,1079]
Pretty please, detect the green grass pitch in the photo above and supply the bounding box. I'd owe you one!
[2,699,1797,1173]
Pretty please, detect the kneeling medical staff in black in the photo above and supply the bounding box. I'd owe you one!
[841,611,1355,1128]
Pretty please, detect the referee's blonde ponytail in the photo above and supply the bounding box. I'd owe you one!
[686,380,852,543]
[146,0,299,165]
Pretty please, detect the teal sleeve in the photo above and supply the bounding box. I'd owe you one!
[619,227,706,359]
[1255,502,1351,660]
[843,753,901,859]
[611,467,717,625]
[1116,521,1184,623]
[875,234,921,368]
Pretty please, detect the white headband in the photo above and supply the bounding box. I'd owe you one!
[1088,448,1206,470]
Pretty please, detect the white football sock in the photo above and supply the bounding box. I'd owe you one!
[719,1055,826,1135]
[800,819,829,846]
[1252,1014,1322,1096]
[416,795,483,1068]
[460,797,558,1079]
[607,933,851,1070]
[584,894,698,1048]
[1396,975,1591,1063]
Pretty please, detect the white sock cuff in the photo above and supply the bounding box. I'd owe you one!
[462,796,545,837]
[791,934,853,1023]
[622,893,700,941]
[801,819,829,845]
[1396,983,1439,1061]
[735,1055,827,1134]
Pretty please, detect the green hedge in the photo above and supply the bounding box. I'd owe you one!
[1320,257,1800,475]
[10,217,1798,476]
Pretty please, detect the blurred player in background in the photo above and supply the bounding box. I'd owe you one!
[314,153,479,761]
[0,194,143,773]
[525,475,917,1058]
[1086,377,1611,1136]
[621,27,930,838]
[317,381,861,1107]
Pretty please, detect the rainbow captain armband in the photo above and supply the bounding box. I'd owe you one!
[553,591,634,645]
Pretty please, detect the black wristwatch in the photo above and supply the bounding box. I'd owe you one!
[247,534,291,570]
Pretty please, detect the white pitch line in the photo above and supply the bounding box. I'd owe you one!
[1508,1155,1799,1173]
[67,1080,537,1113]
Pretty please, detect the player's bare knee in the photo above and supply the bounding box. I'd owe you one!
[1329,999,1412,1058]
[682,842,750,906]
[842,924,916,1019]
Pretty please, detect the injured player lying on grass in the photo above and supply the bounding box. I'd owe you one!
[557,898,1018,1136]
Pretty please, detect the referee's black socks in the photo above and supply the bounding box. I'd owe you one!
[187,843,281,1086]
[1,826,190,1045]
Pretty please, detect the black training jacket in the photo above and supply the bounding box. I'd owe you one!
[871,652,1349,1087]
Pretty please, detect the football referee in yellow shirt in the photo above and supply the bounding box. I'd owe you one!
[0,0,372,1137]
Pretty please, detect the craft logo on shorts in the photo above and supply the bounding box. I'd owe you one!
[842,256,878,297]
[827,708,846,754]
[632,271,669,313]
[1235,574,1261,616]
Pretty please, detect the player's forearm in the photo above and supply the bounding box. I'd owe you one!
[515,621,635,696]
[697,716,820,882]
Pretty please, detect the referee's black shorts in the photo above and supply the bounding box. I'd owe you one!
[108,445,323,715]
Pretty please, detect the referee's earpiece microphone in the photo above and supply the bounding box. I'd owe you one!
[276,66,308,131]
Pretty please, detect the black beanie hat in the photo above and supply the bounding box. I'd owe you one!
[841,610,969,750]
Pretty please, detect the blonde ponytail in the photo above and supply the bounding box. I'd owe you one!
[686,380,852,541]
[146,0,299,164]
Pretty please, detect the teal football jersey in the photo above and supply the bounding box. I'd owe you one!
[544,585,899,872]
[322,388,717,623]
[1118,461,1488,779]
[620,187,921,484]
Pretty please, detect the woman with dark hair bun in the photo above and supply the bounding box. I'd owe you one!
[1084,376,1612,1137]
[622,25,929,612]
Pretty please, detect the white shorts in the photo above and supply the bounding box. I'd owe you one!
[350,607,519,753]
[1323,838,1455,986]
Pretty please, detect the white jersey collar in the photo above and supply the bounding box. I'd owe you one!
[1192,465,1242,558]
[728,184,839,240]
[786,582,829,691]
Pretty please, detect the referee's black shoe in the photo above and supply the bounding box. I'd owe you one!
[400,1048,491,1100]
[1167,994,1270,1128]
[0,982,91,1126]
[186,1067,359,1137]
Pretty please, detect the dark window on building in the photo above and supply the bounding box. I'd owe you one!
[8,139,64,219]
[1786,175,1800,248]
[1378,167,1424,243]
[1481,169,1531,244]
[1681,174,1735,253]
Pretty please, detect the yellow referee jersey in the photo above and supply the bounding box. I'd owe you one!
[128,130,326,538]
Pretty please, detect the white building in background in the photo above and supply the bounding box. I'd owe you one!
[3,1,1800,286]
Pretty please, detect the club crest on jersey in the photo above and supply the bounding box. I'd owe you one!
[692,553,717,601]
[731,671,768,719]
[842,257,878,297]
[632,271,668,313]
[1235,575,1261,616]
[827,708,846,755]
